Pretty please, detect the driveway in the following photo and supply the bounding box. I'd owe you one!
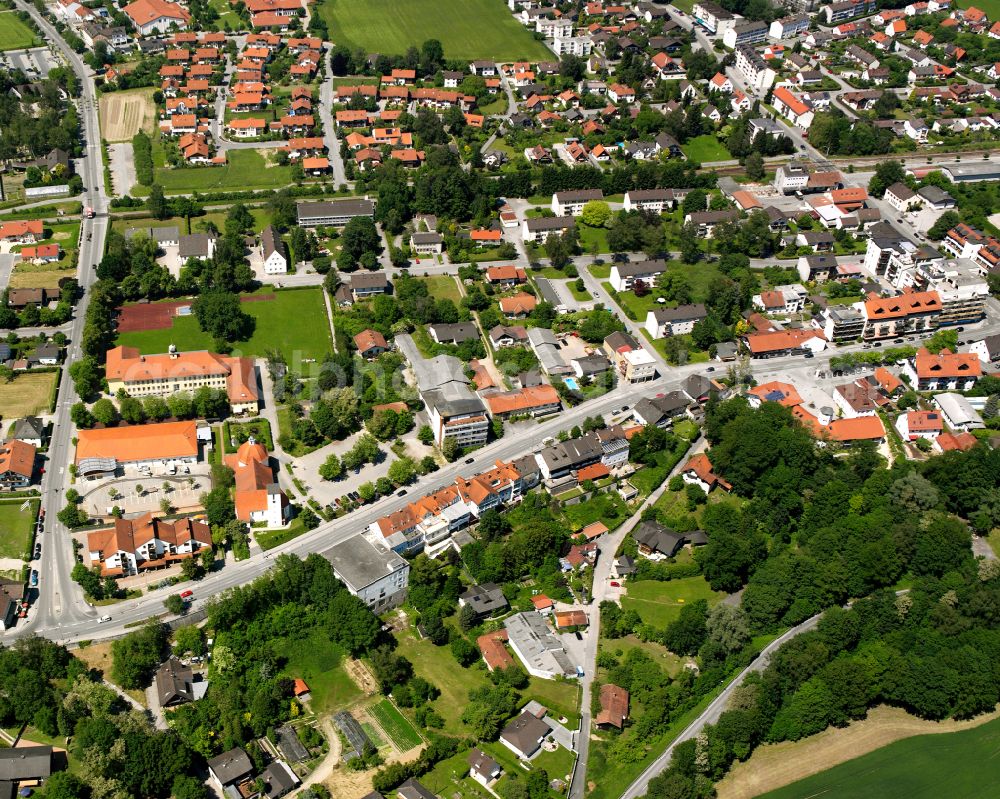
[108,143,136,197]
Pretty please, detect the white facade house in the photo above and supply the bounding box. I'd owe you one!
[551,189,604,216]
[645,304,708,337]
[323,535,410,611]
[260,226,288,274]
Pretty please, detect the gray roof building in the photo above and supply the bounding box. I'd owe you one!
[428,322,480,345]
[504,612,577,680]
[350,271,389,295]
[500,710,552,758]
[0,746,52,782]
[154,656,194,707]
[126,226,180,245]
[259,760,299,798]
[11,416,44,443]
[459,583,508,617]
[397,779,438,799]
[333,710,373,759]
[526,327,570,375]
[296,198,375,226]
[178,232,216,260]
[208,748,253,788]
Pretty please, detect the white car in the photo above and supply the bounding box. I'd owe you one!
[99,615,112,623]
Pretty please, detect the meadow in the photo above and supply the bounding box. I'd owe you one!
[0,12,37,51]
[316,0,552,61]
[620,576,726,627]
[758,714,1000,799]
[0,499,37,560]
[115,288,333,364]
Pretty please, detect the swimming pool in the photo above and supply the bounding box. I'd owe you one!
[564,377,579,390]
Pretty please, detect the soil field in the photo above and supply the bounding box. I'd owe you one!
[99,89,157,142]
[716,705,1000,799]
[0,371,56,418]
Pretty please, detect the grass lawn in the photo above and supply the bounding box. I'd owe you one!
[316,0,551,60]
[562,492,629,534]
[419,274,462,304]
[0,12,37,50]
[0,371,57,418]
[420,750,500,799]
[368,698,424,750]
[621,577,726,628]
[681,135,732,163]
[393,628,491,737]
[116,288,333,364]
[0,499,37,560]
[135,147,293,196]
[527,677,580,725]
[568,280,591,301]
[255,516,306,550]
[589,263,611,280]
[278,630,361,714]
[956,0,1000,14]
[11,222,79,289]
[759,716,1000,799]
[112,209,273,237]
[578,222,611,254]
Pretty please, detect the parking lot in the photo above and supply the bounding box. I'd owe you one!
[2,46,59,76]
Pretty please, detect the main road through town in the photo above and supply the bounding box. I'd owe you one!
[12,0,112,638]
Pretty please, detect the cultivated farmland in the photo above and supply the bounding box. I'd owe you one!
[726,707,1000,799]
[99,89,157,142]
[0,372,57,418]
[368,698,423,751]
[316,0,552,61]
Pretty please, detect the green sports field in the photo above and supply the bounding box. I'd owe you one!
[0,12,37,51]
[761,716,1000,799]
[116,289,332,364]
[316,0,552,61]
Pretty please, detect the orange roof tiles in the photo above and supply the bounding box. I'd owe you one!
[0,440,35,479]
[484,384,559,415]
[864,290,941,319]
[354,329,388,353]
[913,347,982,379]
[683,453,732,490]
[76,421,198,465]
[477,630,516,671]
[827,415,885,441]
[500,293,537,315]
[595,684,629,728]
[0,220,42,239]
[748,381,804,406]
[576,462,610,482]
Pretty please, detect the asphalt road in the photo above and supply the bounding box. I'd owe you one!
[618,613,824,799]
[12,0,111,637]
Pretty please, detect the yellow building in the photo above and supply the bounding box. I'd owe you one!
[105,345,259,414]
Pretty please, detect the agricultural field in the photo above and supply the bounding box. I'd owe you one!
[316,0,552,61]
[0,499,37,560]
[368,698,423,751]
[115,288,333,364]
[620,576,726,628]
[99,89,156,142]
[0,12,38,51]
[0,371,57,418]
[753,712,1000,799]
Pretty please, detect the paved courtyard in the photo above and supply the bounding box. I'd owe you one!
[80,471,210,519]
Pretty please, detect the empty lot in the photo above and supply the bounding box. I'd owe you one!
[99,89,157,142]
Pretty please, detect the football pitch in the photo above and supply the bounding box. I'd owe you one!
[760,715,1000,799]
[316,0,553,61]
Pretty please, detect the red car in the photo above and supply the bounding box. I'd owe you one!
[610,581,620,587]
[180,590,193,599]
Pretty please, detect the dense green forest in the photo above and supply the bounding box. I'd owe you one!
[640,397,1000,799]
